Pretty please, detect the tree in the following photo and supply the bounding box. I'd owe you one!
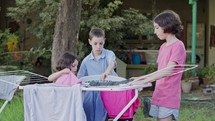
[7,0,153,70]
[51,0,81,71]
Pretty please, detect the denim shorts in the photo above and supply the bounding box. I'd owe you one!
[149,104,179,121]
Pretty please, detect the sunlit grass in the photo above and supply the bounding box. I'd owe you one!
[0,92,24,121]
[134,105,215,121]
[134,99,215,121]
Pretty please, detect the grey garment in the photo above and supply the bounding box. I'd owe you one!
[24,84,87,121]
[0,75,25,101]
[86,80,130,86]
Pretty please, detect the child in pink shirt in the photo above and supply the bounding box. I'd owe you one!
[48,52,81,86]
[131,10,186,121]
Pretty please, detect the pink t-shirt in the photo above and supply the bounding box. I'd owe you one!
[151,40,186,109]
[55,72,81,86]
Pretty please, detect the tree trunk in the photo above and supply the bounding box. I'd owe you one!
[51,0,81,72]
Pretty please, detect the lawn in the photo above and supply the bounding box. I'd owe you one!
[0,93,24,121]
[1,92,215,121]
[134,100,215,121]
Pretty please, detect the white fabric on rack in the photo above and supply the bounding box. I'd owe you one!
[23,84,86,121]
[0,75,25,101]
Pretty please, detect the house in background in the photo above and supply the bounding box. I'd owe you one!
[121,0,215,67]
[0,0,215,68]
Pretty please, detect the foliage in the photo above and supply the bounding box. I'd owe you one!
[0,48,51,71]
[182,70,194,80]
[21,48,51,70]
[182,58,197,82]
[196,68,207,79]
[7,0,59,48]
[28,47,52,60]
[0,29,21,69]
[79,0,153,59]
[80,0,125,54]
[7,0,153,60]
[0,29,19,53]
[197,64,215,84]
[121,8,153,40]
[76,41,88,60]
[142,64,157,75]
[7,35,18,52]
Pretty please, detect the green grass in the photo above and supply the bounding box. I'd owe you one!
[1,92,215,121]
[134,106,215,121]
[134,100,215,121]
[0,93,24,121]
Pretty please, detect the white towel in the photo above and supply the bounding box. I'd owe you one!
[0,75,25,101]
[24,84,86,121]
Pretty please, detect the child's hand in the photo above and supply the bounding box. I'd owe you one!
[62,68,71,74]
[100,73,108,81]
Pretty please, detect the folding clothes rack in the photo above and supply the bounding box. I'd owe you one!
[0,75,25,114]
[0,64,198,120]
[0,70,49,114]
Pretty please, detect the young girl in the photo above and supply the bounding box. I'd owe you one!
[131,10,186,121]
[48,52,81,86]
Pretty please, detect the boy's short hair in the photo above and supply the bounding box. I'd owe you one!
[56,52,77,71]
[89,28,105,40]
[153,10,183,34]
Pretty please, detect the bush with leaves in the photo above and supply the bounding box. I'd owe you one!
[7,0,59,49]
[122,8,153,40]
[0,29,19,53]
[197,64,215,84]
[7,0,153,60]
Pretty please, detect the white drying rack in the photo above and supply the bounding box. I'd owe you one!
[20,75,151,121]
[0,70,49,114]
[17,64,198,120]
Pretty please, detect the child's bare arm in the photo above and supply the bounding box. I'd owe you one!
[48,68,70,82]
[132,61,177,85]
[100,60,116,80]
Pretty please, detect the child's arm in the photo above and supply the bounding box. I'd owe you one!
[100,60,116,80]
[48,68,70,82]
[131,61,177,85]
